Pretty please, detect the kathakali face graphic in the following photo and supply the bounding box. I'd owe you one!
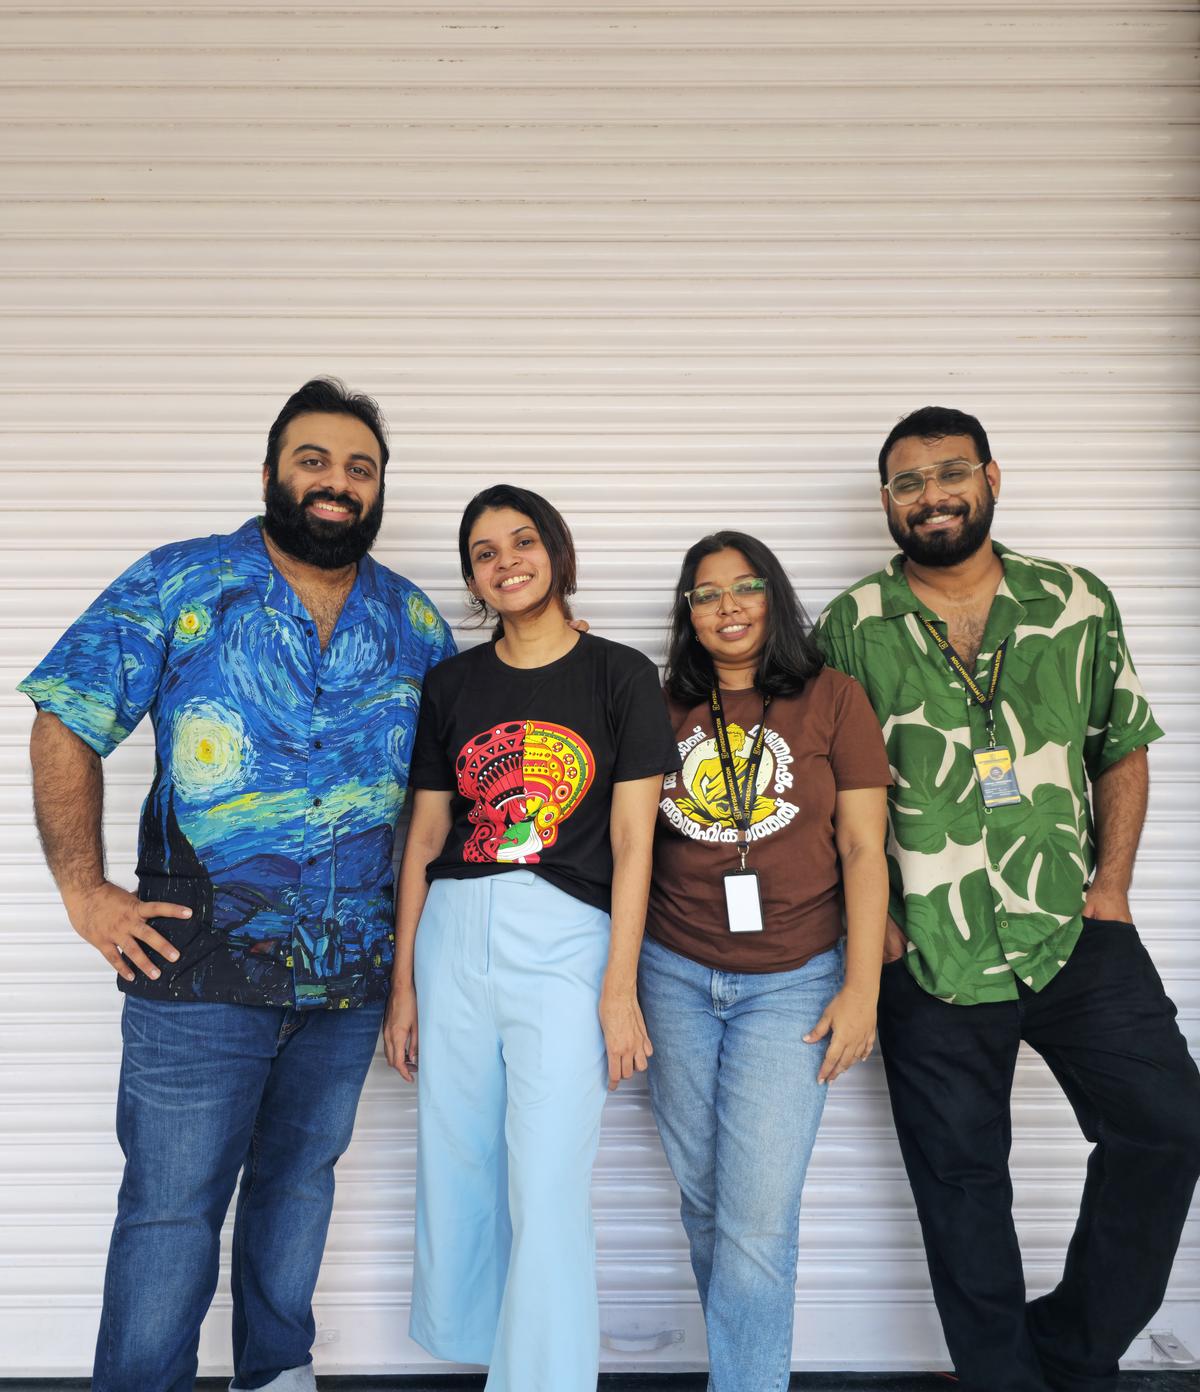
[455,720,595,863]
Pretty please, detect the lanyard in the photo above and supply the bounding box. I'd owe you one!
[918,616,1007,748]
[709,688,772,869]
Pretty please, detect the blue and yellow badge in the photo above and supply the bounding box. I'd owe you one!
[972,745,1022,808]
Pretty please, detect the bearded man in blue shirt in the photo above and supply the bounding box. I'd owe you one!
[21,378,454,1392]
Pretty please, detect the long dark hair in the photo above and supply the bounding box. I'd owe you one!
[458,484,577,636]
[664,531,824,704]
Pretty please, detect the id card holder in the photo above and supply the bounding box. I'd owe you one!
[972,745,1022,808]
[723,869,765,933]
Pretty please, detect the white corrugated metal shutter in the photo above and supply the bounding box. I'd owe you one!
[1,0,1197,1377]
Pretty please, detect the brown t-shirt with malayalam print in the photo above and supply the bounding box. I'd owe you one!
[646,665,892,974]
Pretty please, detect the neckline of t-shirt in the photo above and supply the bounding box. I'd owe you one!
[483,629,590,678]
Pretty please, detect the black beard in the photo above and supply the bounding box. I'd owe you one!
[887,485,995,567]
[262,473,384,570]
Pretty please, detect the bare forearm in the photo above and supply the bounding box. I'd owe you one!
[29,711,105,900]
[391,793,452,989]
[605,838,653,995]
[392,853,435,988]
[599,773,661,1090]
[840,842,889,995]
[1091,746,1149,894]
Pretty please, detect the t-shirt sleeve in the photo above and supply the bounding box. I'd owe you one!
[404,585,457,674]
[1082,580,1165,779]
[16,552,168,757]
[425,599,458,670]
[828,674,893,790]
[610,653,684,782]
[408,673,458,792]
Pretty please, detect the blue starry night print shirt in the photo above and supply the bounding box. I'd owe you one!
[19,518,456,1010]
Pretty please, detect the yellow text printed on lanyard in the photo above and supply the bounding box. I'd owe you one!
[709,688,771,870]
[918,617,1007,748]
[918,618,1022,807]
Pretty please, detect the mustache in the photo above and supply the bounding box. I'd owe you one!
[303,488,361,517]
[907,500,968,527]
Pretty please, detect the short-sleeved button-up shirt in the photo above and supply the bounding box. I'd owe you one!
[815,543,1163,1005]
[19,518,455,1010]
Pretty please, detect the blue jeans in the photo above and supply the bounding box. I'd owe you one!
[638,935,844,1392]
[92,995,384,1392]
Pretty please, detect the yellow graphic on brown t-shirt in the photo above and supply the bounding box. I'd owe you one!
[676,722,778,828]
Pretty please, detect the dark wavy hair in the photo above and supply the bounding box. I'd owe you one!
[458,484,577,635]
[663,531,824,704]
[263,376,389,479]
[877,405,991,484]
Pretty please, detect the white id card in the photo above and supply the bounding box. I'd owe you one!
[723,869,765,933]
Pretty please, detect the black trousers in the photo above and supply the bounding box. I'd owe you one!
[878,917,1200,1392]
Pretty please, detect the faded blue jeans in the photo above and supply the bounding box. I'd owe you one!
[638,935,844,1392]
[91,995,383,1392]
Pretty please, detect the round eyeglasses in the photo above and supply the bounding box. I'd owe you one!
[685,577,767,612]
[884,458,987,504]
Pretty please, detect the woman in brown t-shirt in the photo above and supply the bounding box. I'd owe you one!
[639,530,891,1392]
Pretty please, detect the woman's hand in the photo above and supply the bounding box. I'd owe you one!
[383,979,419,1083]
[598,986,653,1092]
[804,986,877,1084]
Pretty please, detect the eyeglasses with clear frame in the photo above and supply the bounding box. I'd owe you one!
[883,458,988,504]
[684,577,768,612]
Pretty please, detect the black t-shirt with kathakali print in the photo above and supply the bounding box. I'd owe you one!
[409,633,681,913]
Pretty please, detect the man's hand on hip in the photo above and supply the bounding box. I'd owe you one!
[1083,882,1133,924]
[64,882,189,983]
[882,915,909,964]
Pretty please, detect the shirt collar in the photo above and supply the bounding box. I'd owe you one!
[229,517,379,629]
[878,540,1055,621]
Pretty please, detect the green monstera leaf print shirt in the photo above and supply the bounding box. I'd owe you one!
[814,543,1163,1005]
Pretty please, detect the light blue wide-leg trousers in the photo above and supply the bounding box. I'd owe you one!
[409,870,611,1392]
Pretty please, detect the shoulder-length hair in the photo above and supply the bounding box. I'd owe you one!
[458,484,577,636]
[664,530,824,704]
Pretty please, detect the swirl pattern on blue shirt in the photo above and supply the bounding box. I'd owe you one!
[20,518,455,1009]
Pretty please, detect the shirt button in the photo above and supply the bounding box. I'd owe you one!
[314,739,323,749]
[999,919,1009,929]
[307,857,316,867]
[315,686,323,697]
[313,797,322,807]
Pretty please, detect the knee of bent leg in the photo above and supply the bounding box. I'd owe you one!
[1129,1077,1200,1181]
[1168,1094,1200,1180]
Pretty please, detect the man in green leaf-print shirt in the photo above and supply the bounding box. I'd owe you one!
[816,406,1200,1392]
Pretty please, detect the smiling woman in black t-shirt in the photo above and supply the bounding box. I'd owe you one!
[382,485,679,1392]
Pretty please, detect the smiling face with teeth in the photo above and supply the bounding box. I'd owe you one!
[881,433,1001,569]
[467,506,560,621]
[262,411,385,571]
